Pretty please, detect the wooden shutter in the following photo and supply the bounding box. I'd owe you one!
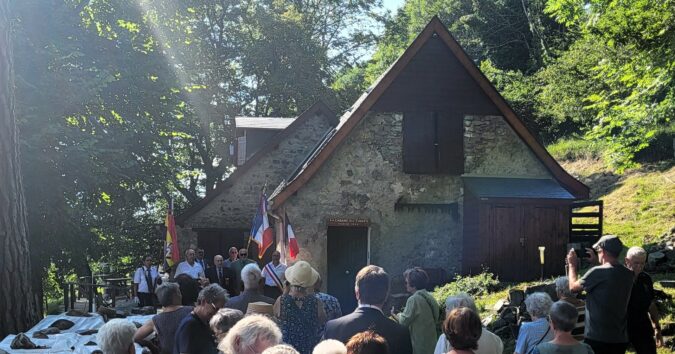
[437,112,464,174]
[403,111,435,173]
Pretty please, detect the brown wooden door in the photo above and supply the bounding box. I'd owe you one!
[327,226,368,314]
[523,205,567,278]
[488,204,525,280]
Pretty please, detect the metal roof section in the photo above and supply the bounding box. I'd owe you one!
[235,117,296,130]
[463,177,575,199]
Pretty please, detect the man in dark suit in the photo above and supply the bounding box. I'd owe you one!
[206,255,236,296]
[323,265,412,354]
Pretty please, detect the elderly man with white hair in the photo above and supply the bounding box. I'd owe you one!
[433,293,503,354]
[174,283,228,354]
[625,246,663,353]
[98,319,137,354]
[515,292,554,354]
[219,314,282,354]
[225,263,275,312]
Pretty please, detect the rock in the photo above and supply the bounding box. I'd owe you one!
[499,307,517,324]
[32,331,48,339]
[509,290,525,306]
[49,319,75,330]
[493,325,511,338]
[11,333,47,350]
[131,306,156,315]
[648,252,666,269]
[65,309,91,317]
[77,329,98,335]
[97,306,116,322]
[490,318,508,330]
[662,321,675,336]
[85,341,97,346]
[524,283,557,301]
[493,299,508,312]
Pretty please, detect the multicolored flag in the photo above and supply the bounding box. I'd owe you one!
[164,202,180,270]
[251,193,274,259]
[285,212,299,259]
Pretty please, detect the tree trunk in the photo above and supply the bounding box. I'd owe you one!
[0,1,40,338]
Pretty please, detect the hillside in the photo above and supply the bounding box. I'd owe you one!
[560,158,674,248]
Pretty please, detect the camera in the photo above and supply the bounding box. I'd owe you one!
[574,247,595,259]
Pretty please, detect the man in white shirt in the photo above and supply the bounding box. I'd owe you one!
[174,248,205,281]
[133,255,161,307]
[261,250,286,299]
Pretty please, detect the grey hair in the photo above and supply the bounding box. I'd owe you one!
[262,344,301,354]
[97,319,136,354]
[549,301,578,332]
[626,246,647,260]
[524,292,553,318]
[155,282,181,307]
[312,339,348,354]
[241,263,264,289]
[219,314,282,353]
[444,292,479,315]
[555,276,574,298]
[197,283,228,304]
[210,308,244,336]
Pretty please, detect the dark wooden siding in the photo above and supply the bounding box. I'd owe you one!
[462,197,571,281]
[372,35,500,115]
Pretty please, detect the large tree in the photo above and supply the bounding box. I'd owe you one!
[0,0,40,337]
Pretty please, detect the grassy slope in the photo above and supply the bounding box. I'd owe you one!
[559,158,674,247]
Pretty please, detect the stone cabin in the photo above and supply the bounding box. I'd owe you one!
[177,18,591,312]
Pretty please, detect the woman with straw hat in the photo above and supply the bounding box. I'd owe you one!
[273,261,327,354]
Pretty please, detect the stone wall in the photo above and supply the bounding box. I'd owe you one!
[282,112,464,283]
[179,112,335,245]
[464,115,550,178]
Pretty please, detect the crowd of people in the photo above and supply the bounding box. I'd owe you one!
[113,234,662,354]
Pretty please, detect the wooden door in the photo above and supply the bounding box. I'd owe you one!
[488,204,525,280]
[327,226,368,314]
[524,205,567,278]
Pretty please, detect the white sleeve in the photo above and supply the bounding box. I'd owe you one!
[174,262,186,277]
[133,268,142,284]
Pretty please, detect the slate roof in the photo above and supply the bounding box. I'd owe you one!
[463,177,575,199]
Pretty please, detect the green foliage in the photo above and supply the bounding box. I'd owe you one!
[10,0,383,304]
[547,137,608,161]
[431,271,502,311]
[546,0,675,170]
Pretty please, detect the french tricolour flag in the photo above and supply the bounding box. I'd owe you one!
[251,193,274,259]
[285,212,300,259]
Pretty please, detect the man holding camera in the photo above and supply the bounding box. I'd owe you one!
[566,235,634,354]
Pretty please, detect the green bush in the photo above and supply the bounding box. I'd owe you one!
[547,137,608,161]
[431,271,502,311]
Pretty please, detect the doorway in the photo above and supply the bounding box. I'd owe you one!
[327,226,369,314]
